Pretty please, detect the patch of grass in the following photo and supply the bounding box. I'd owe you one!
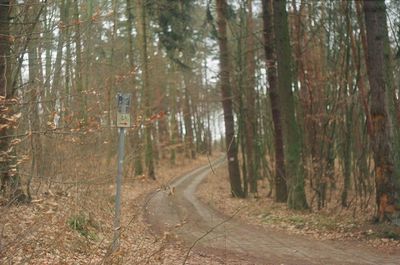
[259,212,282,224]
[364,223,400,241]
[382,230,400,240]
[310,215,339,231]
[258,212,307,228]
[259,211,349,231]
[67,213,98,240]
[288,215,306,228]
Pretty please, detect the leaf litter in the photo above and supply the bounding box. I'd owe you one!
[0,154,242,264]
[197,165,400,256]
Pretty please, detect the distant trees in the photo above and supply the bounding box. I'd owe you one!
[217,0,399,220]
[0,0,222,201]
[0,0,399,222]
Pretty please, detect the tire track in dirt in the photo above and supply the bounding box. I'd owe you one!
[146,158,400,265]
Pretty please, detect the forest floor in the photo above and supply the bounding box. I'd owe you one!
[197,162,400,251]
[0,153,230,264]
[2,154,400,264]
[147,157,400,265]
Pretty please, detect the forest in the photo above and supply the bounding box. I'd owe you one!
[1,0,400,264]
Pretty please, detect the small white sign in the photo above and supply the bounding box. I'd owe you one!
[117,113,131,128]
[116,93,132,128]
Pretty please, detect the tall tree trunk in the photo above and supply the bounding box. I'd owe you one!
[234,4,247,197]
[169,67,179,165]
[27,0,43,198]
[273,0,308,209]
[363,0,399,222]
[84,0,93,99]
[341,0,355,208]
[262,0,287,202]
[73,0,85,121]
[52,0,66,121]
[0,0,11,194]
[354,0,373,136]
[140,0,155,180]
[216,0,244,198]
[182,68,196,159]
[244,0,257,194]
[204,64,213,156]
[0,1,24,200]
[126,0,143,175]
[105,0,118,163]
[43,3,52,107]
[64,0,72,122]
[203,58,213,156]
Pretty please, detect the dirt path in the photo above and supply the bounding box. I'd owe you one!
[145,158,400,265]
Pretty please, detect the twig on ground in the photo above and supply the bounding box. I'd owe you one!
[206,154,216,175]
[182,207,243,265]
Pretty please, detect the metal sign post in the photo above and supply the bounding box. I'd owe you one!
[112,93,131,251]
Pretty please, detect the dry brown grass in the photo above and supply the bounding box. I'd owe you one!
[0,130,231,264]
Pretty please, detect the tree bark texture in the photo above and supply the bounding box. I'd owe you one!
[127,0,143,176]
[262,0,287,202]
[73,0,85,121]
[244,0,257,194]
[216,0,244,198]
[273,0,308,209]
[0,0,11,193]
[27,0,44,186]
[363,0,399,221]
[140,0,155,180]
[182,69,196,159]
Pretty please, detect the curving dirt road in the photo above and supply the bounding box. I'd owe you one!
[146,158,400,265]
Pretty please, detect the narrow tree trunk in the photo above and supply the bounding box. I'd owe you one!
[216,0,243,198]
[140,0,155,180]
[84,0,93,98]
[52,0,66,119]
[73,0,85,121]
[353,0,373,136]
[204,57,213,156]
[43,4,52,103]
[126,0,143,175]
[64,0,72,121]
[262,0,287,202]
[234,4,247,196]
[27,0,43,197]
[341,1,355,208]
[244,0,257,194]
[182,68,196,159]
[169,69,179,165]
